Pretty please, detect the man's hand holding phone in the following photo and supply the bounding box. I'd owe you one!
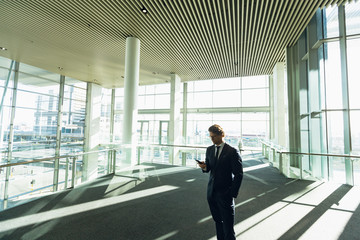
[195,159,206,170]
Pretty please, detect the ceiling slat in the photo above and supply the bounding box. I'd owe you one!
[0,0,352,87]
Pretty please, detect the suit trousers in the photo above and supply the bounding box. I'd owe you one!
[207,191,236,240]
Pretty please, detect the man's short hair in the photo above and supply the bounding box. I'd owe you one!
[208,124,225,136]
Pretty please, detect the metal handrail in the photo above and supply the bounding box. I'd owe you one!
[261,140,360,159]
[0,148,116,168]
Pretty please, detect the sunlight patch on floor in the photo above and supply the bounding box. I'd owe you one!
[298,209,353,240]
[154,230,179,240]
[331,186,360,211]
[243,163,269,172]
[293,182,341,205]
[0,185,179,233]
[236,203,313,240]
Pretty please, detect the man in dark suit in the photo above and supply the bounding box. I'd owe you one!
[198,124,243,240]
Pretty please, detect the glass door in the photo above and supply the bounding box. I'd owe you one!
[137,121,149,143]
[159,121,169,144]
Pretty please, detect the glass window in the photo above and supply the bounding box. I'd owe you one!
[18,72,60,95]
[155,83,170,94]
[242,75,269,89]
[0,66,14,88]
[326,111,345,154]
[0,105,13,152]
[154,94,170,109]
[64,77,87,89]
[188,92,212,108]
[213,77,240,90]
[16,90,58,110]
[350,110,360,154]
[0,56,12,69]
[64,85,86,102]
[324,42,343,109]
[192,79,213,92]
[0,85,13,106]
[138,95,155,109]
[346,38,360,109]
[213,90,240,108]
[345,1,360,35]
[324,5,339,38]
[113,113,123,142]
[19,63,61,83]
[100,88,112,143]
[115,88,124,111]
[242,89,269,107]
[60,78,86,154]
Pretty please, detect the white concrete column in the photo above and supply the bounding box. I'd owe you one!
[122,37,140,165]
[169,73,181,164]
[83,82,102,182]
[273,62,286,147]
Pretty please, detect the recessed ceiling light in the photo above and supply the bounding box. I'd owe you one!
[0,47,7,51]
[141,6,148,14]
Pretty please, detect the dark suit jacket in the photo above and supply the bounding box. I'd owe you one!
[203,143,243,198]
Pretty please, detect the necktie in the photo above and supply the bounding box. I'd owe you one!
[215,146,221,160]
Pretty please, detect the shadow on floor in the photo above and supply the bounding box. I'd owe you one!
[0,154,359,240]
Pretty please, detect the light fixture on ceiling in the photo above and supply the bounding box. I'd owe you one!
[141,6,148,14]
[58,66,63,71]
[0,47,7,51]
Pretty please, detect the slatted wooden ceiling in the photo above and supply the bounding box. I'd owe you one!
[0,0,349,88]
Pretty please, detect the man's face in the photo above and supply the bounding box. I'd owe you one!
[209,132,223,145]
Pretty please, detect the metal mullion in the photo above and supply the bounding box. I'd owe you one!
[16,88,59,99]
[3,61,19,210]
[187,1,218,77]
[0,60,14,115]
[338,4,352,185]
[53,75,65,192]
[110,89,115,143]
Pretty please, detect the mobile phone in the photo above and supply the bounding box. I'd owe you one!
[195,159,203,164]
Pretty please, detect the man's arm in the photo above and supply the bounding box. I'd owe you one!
[198,147,211,173]
[230,149,243,198]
